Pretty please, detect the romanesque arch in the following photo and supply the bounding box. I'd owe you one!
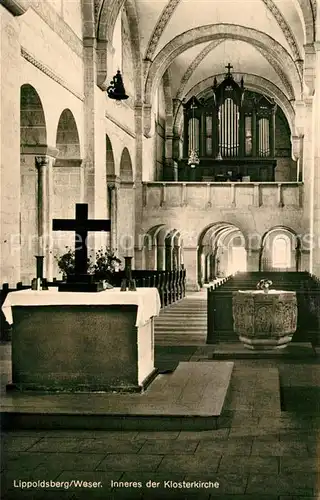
[174,74,295,137]
[20,84,47,147]
[144,24,302,136]
[20,84,48,283]
[259,226,301,271]
[56,109,81,161]
[119,147,133,182]
[198,222,246,285]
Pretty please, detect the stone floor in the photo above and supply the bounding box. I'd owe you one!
[1,343,320,499]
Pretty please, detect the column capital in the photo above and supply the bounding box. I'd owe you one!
[35,155,51,168]
[21,145,59,158]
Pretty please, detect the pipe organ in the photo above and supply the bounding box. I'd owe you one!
[178,65,278,182]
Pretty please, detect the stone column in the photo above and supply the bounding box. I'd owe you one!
[35,154,56,280]
[312,42,320,276]
[183,247,199,291]
[246,248,260,272]
[303,97,315,271]
[145,244,157,270]
[83,36,108,236]
[157,245,166,271]
[107,175,120,252]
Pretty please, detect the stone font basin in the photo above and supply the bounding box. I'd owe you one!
[232,290,297,350]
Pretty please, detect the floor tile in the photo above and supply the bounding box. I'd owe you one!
[80,438,145,454]
[2,436,43,452]
[279,456,320,473]
[138,439,198,454]
[134,431,179,440]
[186,473,247,494]
[218,455,279,474]
[43,453,106,471]
[196,437,253,456]
[251,439,309,456]
[246,472,319,495]
[96,454,163,472]
[157,454,221,474]
[177,429,229,440]
[26,437,89,453]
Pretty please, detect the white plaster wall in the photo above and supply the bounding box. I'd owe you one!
[20,58,84,152]
[0,7,21,285]
[19,9,84,98]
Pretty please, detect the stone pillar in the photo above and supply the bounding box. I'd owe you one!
[183,247,199,291]
[145,244,157,270]
[107,175,120,252]
[312,42,320,276]
[156,245,165,271]
[83,36,108,236]
[0,7,20,285]
[303,97,315,271]
[35,155,55,280]
[246,248,260,272]
[165,242,173,271]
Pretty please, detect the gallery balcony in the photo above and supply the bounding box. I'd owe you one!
[142,181,303,212]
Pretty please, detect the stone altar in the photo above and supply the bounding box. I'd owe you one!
[232,290,297,350]
[2,288,160,392]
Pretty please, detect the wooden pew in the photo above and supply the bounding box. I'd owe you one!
[207,272,318,344]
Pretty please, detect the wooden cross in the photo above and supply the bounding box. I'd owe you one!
[52,204,111,276]
[225,63,233,75]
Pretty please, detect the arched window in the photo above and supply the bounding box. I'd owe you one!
[272,235,291,268]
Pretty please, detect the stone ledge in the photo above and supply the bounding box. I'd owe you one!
[1,362,234,431]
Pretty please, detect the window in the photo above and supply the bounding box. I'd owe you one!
[272,235,291,268]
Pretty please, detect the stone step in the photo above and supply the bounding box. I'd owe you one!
[1,362,234,431]
[155,292,207,345]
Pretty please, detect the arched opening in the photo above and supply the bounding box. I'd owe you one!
[198,222,246,286]
[228,235,247,275]
[56,109,81,160]
[20,84,47,283]
[272,235,291,269]
[53,109,82,276]
[260,227,299,271]
[106,135,116,250]
[142,225,183,272]
[20,84,47,146]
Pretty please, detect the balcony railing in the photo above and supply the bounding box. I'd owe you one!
[142,182,303,210]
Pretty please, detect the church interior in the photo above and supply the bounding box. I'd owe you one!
[1,0,320,498]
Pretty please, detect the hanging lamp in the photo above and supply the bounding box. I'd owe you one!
[188,98,200,168]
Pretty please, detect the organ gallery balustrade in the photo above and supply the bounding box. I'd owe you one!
[142,182,303,210]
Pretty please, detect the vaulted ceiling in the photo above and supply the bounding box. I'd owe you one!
[133,0,316,107]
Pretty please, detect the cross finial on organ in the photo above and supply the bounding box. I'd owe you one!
[225,63,233,75]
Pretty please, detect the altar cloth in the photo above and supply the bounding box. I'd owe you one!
[2,287,161,327]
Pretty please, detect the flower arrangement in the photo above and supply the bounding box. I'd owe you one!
[55,246,122,282]
[256,279,273,293]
